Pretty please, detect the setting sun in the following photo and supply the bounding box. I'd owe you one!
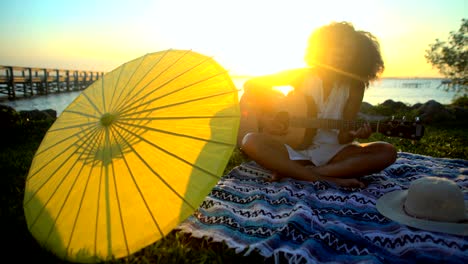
[273,85,294,95]
[147,0,445,78]
[1,0,464,79]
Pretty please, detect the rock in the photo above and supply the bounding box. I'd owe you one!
[411,103,423,110]
[381,99,411,112]
[417,100,453,123]
[361,99,411,117]
[0,104,20,130]
[360,102,374,113]
[42,109,57,119]
[0,105,22,146]
[19,109,57,121]
[450,106,468,121]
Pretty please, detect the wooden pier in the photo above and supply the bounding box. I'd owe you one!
[0,66,104,100]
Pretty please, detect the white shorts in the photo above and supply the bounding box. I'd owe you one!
[285,142,357,166]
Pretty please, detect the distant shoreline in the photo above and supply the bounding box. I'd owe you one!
[229,74,446,80]
[377,77,446,80]
[1,77,458,115]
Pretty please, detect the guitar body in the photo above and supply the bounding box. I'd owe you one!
[271,92,318,149]
[238,91,317,149]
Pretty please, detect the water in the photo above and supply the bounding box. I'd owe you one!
[362,78,458,106]
[234,77,458,105]
[1,91,83,116]
[0,78,458,116]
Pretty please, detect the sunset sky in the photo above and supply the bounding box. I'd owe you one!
[0,0,466,78]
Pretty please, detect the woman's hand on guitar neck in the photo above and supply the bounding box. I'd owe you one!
[348,122,372,139]
[338,122,371,143]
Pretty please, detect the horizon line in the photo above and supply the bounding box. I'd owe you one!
[229,74,446,80]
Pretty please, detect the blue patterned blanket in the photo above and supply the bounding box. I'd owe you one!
[177,152,468,264]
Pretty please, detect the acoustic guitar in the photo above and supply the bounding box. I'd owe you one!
[238,91,425,149]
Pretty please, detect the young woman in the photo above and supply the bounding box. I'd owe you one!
[238,21,397,188]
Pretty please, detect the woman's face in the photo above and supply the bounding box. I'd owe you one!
[305,35,357,73]
[325,41,356,71]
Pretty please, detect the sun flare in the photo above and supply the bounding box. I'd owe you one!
[273,85,294,96]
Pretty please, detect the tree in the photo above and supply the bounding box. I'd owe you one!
[425,18,467,93]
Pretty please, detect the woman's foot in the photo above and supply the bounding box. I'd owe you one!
[320,175,365,188]
[268,170,365,188]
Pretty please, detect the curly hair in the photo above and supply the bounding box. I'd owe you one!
[304,21,384,87]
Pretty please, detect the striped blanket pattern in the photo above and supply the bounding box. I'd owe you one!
[177,152,468,264]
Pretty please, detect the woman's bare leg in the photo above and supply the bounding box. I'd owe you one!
[240,133,366,187]
[311,142,397,178]
[240,132,312,179]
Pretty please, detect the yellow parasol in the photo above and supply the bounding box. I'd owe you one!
[23,50,240,263]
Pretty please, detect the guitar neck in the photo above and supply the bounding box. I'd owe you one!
[289,117,425,141]
[255,92,424,140]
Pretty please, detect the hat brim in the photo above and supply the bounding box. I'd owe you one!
[376,190,468,236]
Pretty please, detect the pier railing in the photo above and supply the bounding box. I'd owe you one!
[0,66,104,100]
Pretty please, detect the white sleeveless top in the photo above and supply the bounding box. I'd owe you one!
[285,76,354,166]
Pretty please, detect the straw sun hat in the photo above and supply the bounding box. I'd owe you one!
[376,176,467,236]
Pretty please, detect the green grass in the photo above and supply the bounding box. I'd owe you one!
[361,122,468,159]
[1,116,466,263]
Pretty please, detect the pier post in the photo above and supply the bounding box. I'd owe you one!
[66,70,71,91]
[8,66,16,100]
[27,68,33,96]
